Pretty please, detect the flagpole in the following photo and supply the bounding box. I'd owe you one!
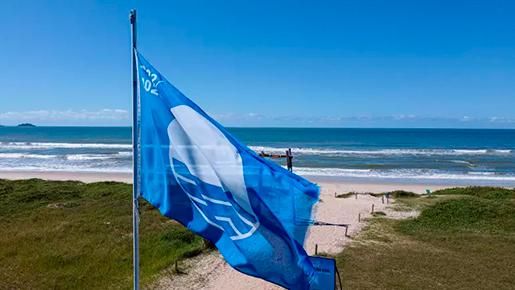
[129,9,140,290]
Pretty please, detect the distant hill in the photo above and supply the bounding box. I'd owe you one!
[17,123,36,127]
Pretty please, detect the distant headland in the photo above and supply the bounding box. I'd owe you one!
[17,123,36,127]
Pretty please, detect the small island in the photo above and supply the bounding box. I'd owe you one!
[17,123,36,127]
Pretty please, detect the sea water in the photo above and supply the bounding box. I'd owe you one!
[1,126,514,186]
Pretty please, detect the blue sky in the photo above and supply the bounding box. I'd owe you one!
[1,0,515,128]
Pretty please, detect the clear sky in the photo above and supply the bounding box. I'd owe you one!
[1,0,515,128]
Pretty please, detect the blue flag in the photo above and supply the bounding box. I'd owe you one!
[136,51,320,289]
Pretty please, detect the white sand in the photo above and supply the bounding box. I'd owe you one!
[0,170,451,289]
[0,170,452,193]
[152,181,447,290]
[0,170,132,183]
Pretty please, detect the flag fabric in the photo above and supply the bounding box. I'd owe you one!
[136,50,320,289]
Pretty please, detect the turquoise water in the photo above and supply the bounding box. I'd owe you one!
[1,126,514,186]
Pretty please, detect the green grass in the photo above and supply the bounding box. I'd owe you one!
[398,196,515,234]
[433,186,515,200]
[0,179,204,289]
[336,187,515,290]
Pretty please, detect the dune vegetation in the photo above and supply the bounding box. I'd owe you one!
[336,187,515,289]
[1,179,514,289]
[0,179,205,289]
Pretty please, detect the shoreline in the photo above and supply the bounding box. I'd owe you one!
[0,170,463,193]
[0,170,507,193]
[0,170,132,183]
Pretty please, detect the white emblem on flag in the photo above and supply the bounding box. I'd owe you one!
[167,105,259,240]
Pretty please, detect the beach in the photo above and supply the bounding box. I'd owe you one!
[0,170,454,193]
[4,3,515,288]
[153,179,429,290]
[0,170,133,183]
[1,171,514,289]
[1,127,514,288]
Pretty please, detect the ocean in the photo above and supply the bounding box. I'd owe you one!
[1,126,515,186]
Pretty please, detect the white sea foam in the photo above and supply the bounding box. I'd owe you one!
[453,149,488,154]
[0,152,129,161]
[249,146,513,156]
[65,154,113,161]
[0,142,513,183]
[0,165,131,173]
[0,142,511,156]
[468,171,496,176]
[0,142,131,150]
[0,161,513,182]
[0,153,57,159]
[65,152,133,160]
[292,167,515,181]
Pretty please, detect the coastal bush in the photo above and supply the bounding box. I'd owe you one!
[335,192,359,198]
[337,187,515,289]
[397,196,515,234]
[385,190,418,198]
[366,190,419,198]
[335,191,419,199]
[0,179,86,214]
[433,186,515,200]
[0,179,204,289]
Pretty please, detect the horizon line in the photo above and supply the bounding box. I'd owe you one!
[1,124,515,130]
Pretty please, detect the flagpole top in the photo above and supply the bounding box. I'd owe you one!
[129,9,136,24]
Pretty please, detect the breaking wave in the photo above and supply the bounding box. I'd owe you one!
[250,146,512,156]
[0,153,57,159]
[0,142,131,150]
[0,152,132,161]
[66,154,114,161]
[293,167,515,181]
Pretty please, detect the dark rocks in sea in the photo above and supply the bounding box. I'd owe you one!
[17,123,36,127]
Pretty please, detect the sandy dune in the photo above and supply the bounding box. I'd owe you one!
[152,181,443,289]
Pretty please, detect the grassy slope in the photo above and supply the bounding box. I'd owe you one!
[0,179,204,289]
[336,187,515,290]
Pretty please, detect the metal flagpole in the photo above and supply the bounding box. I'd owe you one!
[129,9,140,290]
